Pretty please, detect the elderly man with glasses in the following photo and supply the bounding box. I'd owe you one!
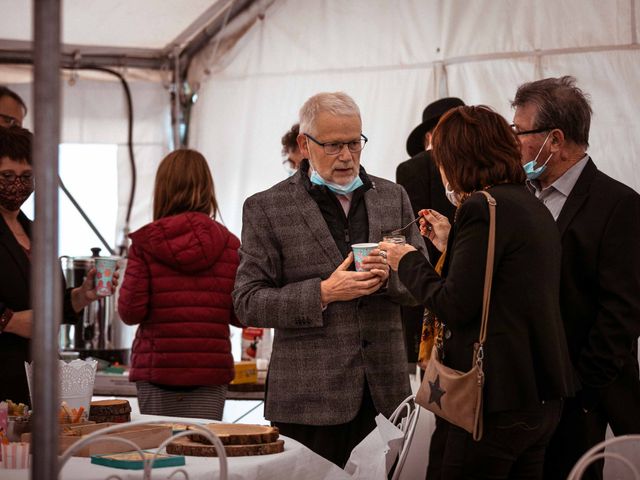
[233,91,426,467]
[512,76,640,480]
[0,86,27,128]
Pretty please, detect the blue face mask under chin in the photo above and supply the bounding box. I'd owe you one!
[523,132,554,181]
[310,166,363,195]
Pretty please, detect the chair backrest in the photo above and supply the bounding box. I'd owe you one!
[389,394,420,480]
[567,434,640,480]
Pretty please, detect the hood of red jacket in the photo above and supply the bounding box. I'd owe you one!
[129,212,234,273]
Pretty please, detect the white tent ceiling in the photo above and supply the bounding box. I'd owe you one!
[2,0,222,50]
[1,0,639,241]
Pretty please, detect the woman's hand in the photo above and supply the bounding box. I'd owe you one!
[378,241,416,271]
[419,209,451,252]
[361,249,390,284]
[70,267,120,312]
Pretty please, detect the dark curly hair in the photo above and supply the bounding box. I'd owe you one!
[0,126,32,164]
[281,123,300,156]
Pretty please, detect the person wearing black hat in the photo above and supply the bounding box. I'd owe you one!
[398,97,464,257]
[395,97,464,367]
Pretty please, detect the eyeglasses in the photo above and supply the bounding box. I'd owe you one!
[510,124,556,136]
[0,171,34,184]
[0,113,21,128]
[304,133,368,155]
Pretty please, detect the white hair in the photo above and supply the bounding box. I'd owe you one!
[299,92,361,135]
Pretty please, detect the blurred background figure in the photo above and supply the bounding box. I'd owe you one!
[118,149,241,420]
[0,85,27,128]
[280,123,304,175]
[399,97,464,260]
[396,97,464,371]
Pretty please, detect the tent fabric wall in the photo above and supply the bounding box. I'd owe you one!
[188,0,640,237]
[6,76,171,243]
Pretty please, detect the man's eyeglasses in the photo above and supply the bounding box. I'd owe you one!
[0,171,34,184]
[0,113,21,128]
[510,124,556,136]
[304,133,368,155]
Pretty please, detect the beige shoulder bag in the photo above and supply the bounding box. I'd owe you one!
[415,190,496,441]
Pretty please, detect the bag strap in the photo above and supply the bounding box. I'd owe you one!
[434,190,497,359]
[476,190,497,347]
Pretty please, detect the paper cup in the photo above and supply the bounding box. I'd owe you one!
[1,442,30,469]
[94,257,118,296]
[382,234,406,245]
[352,243,378,272]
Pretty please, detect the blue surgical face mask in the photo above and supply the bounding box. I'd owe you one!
[523,131,554,181]
[309,164,363,195]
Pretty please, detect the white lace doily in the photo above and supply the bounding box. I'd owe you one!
[25,359,98,412]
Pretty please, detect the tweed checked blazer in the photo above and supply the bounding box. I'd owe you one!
[233,169,427,425]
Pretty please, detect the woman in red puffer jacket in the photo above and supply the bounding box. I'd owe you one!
[118,149,240,420]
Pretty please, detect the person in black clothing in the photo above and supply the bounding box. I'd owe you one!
[381,105,576,479]
[512,76,640,480]
[0,126,115,404]
[396,97,464,365]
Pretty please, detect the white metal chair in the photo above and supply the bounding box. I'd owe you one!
[58,419,228,480]
[567,434,640,480]
[388,394,420,480]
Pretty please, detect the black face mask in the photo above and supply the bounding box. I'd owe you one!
[0,177,34,211]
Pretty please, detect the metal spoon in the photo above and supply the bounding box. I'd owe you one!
[389,215,423,235]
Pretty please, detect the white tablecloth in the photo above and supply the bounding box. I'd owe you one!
[1,414,351,480]
[58,437,350,480]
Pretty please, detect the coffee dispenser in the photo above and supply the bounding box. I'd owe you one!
[60,247,134,365]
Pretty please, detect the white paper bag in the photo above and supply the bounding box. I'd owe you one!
[344,413,405,480]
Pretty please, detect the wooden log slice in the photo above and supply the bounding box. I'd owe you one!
[187,424,279,445]
[166,436,285,457]
[89,399,131,417]
[88,413,131,424]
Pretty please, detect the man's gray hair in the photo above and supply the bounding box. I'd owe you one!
[512,76,592,147]
[299,92,361,135]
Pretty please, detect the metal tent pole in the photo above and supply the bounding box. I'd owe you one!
[31,0,61,477]
[171,44,183,149]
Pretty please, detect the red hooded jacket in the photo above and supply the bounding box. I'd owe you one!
[118,212,241,386]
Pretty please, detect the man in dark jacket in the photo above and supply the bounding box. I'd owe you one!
[512,76,640,480]
[396,97,463,364]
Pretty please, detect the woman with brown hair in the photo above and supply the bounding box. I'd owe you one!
[118,149,241,420]
[380,106,576,479]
